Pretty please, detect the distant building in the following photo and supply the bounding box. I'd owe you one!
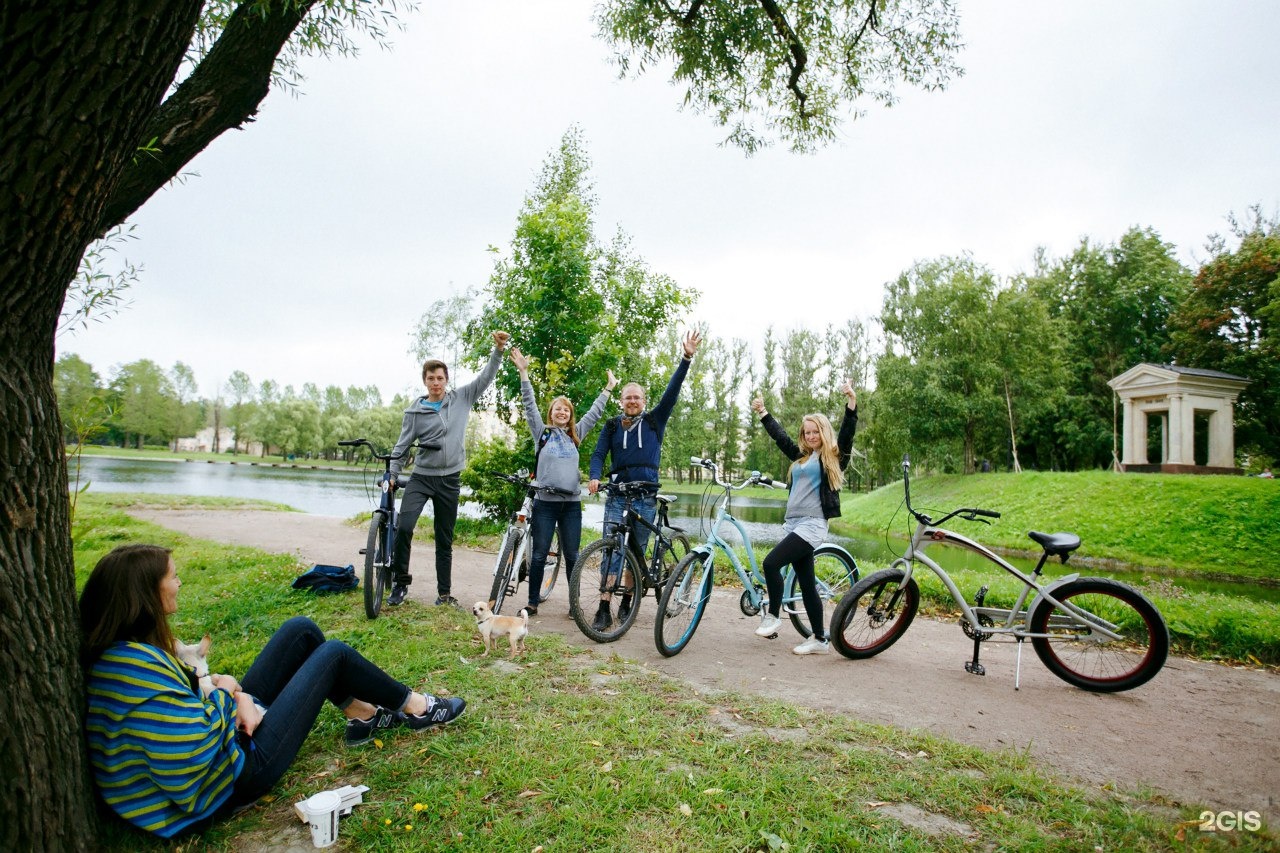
[172,427,264,456]
[1108,363,1250,474]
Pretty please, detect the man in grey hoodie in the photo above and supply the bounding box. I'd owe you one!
[388,330,510,607]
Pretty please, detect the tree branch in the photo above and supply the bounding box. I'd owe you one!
[97,0,321,233]
[756,0,809,116]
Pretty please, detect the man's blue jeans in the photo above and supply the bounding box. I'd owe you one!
[601,493,656,590]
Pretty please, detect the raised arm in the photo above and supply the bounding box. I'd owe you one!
[752,396,801,461]
[650,332,701,429]
[456,330,510,405]
[576,369,618,438]
[511,349,546,440]
[836,378,859,467]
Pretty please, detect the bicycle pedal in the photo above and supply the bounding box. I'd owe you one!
[766,632,779,640]
[359,548,367,555]
[964,661,986,676]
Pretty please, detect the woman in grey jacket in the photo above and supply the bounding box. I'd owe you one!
[511,348,617,614]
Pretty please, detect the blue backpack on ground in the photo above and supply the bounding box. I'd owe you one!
[292,564,358,594]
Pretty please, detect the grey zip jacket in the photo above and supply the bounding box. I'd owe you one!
[390,346,503,479]
[519,379,611,502]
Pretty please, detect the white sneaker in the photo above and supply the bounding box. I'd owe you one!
[792,636,830,655]
[754,614,783,637]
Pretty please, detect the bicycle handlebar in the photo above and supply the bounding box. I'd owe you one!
[690,456,783,490]
[901,453,1000,526]
[338,438,440,462]
[488,471,577,497]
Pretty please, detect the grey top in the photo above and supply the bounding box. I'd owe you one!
[785,453,825,521]
[520,379,611,502]
[390,347,503,479]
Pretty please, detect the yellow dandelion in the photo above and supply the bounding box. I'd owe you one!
[413,803,426,812]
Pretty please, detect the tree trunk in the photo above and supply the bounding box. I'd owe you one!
[1004,376,1022,473]
[1,3,202,847]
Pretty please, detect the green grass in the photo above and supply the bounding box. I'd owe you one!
[835,470,1280,580]
[72,494,1277,852]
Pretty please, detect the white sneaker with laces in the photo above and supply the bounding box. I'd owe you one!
[754,614,783,637]
[793,636,830,655]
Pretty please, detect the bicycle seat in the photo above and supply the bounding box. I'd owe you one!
[657,493,676,505]
[1028,531,1080,558]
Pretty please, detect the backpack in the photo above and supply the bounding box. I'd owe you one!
[291,564,358,594]
[533,426,554,475]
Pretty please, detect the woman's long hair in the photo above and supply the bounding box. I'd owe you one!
[547,396,579,446]
[793,413,845,491]
[79,544,175,667]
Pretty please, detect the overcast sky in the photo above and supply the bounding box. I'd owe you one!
[57,0,1280,402]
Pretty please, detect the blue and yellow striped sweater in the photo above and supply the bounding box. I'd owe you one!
[85,642,245,838]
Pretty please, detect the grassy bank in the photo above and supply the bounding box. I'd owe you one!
[834,470,1279,580]
[72,443,358,467]
[73,494,1265,852]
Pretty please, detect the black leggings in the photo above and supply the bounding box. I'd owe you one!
[762,533,825,640]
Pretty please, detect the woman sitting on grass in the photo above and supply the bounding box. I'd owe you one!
[79,543,466,838]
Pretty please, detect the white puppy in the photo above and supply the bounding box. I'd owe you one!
[175,634,215,697]
[472,601,529,658]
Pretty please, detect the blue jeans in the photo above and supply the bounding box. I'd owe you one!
[601,493,657,591]
[227,617,413,805]
[528,499,582,607]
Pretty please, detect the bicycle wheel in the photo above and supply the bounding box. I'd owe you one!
[786,544,860,639]
[654,551,714,657]
[535,529,561,603]
[364,512,387,620]
[488,531,521,614]
[652,530,692,594]
[569,539,643,643]
[830,567,919,659]
[1028,578,1169,692]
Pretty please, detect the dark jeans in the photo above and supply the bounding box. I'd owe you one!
[392,472,461,594]
[762,533,825,640]
[600,493,656,596]
[528,499,582,607]
[226,617,412,806]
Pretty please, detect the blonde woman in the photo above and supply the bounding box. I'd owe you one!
[749,379,858,654]
[511,348,618,614]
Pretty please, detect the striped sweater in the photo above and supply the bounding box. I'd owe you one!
[85,642,245,838]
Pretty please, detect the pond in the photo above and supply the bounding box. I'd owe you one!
[73,455,1278,603]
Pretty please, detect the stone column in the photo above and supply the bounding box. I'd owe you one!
[1208,399,1237,467]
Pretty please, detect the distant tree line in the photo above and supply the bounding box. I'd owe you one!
[57,131,1278,486]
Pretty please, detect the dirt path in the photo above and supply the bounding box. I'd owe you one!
[131,507,1279,825]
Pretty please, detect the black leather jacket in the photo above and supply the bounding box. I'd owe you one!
[760,405,858,519]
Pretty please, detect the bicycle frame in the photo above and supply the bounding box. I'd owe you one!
[599,485,676,588]
[693,485,769,609]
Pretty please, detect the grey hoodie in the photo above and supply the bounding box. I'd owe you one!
[520,379,610,502]
[390,347,503,479]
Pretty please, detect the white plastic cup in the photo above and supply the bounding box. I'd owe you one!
[303,790,341,848]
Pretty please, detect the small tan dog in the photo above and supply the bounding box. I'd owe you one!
[472,601,529,658]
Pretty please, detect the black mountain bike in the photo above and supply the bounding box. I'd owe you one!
[568,480,692,642]
[338,438,437,619]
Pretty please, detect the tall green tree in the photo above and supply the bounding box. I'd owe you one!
[110,359,177,448]
[1024,227,1191,468]
[224,369,255,454]
[1166,208,1280,463]
[1,2,962,844]
[467,128,695,443]
[53,354,104,444]
[874,256,1004,474]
